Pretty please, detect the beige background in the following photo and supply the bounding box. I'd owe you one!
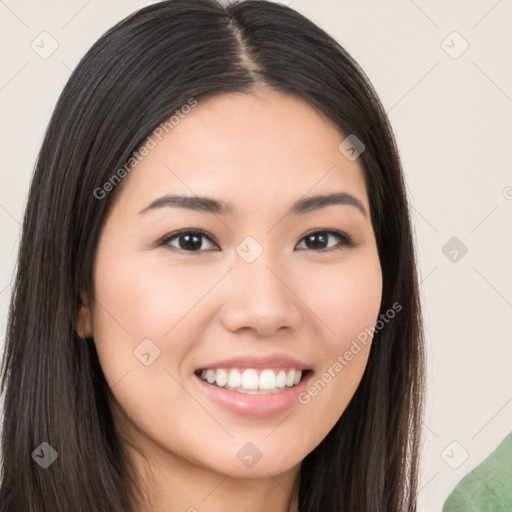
[1,1,511,510]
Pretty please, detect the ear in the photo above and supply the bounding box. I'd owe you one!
[76,290,93,338]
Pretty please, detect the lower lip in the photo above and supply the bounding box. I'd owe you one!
[194,371,313,418]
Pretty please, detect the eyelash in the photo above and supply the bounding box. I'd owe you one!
[159,228,356,254]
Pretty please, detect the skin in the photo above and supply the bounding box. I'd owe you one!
[78,88,383,512]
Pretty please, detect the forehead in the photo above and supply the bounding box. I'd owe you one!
[110,90,369,214]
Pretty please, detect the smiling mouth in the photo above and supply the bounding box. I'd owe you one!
[194,368,312,394]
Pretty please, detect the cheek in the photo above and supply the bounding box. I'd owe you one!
[323,255,382,375]
[89,250,218,387]
[93,244,225,334]
[89,252,221,440]
[301,252,383,349]
[293,253,382,431]
[336,265,381,344]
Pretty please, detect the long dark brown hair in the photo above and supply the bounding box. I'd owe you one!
[0,1,425,510]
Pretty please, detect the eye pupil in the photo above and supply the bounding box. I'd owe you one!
[305,232,328,249]
[180,234,202,251]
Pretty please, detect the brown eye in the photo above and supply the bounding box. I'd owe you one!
[160,228,354,254]
[296,230,354,252]
[161,229,219,252]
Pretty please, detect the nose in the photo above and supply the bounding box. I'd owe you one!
[220,253,303,337]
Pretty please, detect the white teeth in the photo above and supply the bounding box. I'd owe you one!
[241,369,259,389]
[227,369,242,388]
[259,369,276,390]
[206,369,216,384]
[215,368,228,387]
[199,368,304,392]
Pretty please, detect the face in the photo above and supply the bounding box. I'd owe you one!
[78,89,382,484]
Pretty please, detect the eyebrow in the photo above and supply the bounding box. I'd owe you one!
[138,191,367,218]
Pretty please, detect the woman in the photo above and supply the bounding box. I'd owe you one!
[0,1,425,511]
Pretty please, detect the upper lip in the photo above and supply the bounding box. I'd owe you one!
[196,354,312,372]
